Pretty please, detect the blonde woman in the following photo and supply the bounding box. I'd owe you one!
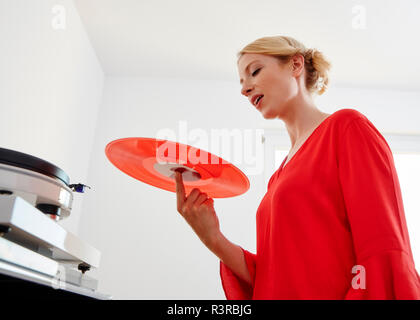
[175,36,420,299]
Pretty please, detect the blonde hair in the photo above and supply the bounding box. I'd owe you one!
[238,36,331,95]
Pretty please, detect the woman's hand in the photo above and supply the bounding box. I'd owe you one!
[175,170,220,247]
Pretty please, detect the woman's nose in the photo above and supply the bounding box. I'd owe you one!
[241,83,253,96]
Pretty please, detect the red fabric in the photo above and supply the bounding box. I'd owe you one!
[220,108,420,299]
[220,248,256,300]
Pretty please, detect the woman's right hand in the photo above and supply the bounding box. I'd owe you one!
[175,170,221,247]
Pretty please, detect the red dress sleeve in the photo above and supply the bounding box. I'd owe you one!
[338,117,420,299]
[220,247,256,300]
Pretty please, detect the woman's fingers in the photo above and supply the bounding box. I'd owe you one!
[175,171,186,211]
[184,188,201,210]
[175,171,211,216]
[203,198,214,206]
[173,173,218,246]
[194,193,208,206]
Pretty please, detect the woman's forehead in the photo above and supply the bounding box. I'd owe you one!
[238,53,265,63]
[238,54,262,70]
[238,53,278,69]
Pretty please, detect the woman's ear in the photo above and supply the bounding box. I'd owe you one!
[290,54,305,77]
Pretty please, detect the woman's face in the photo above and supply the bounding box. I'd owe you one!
[237,53,301,119]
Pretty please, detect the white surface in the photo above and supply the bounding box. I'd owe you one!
[74,0,420,90]
[0,236,58,277]
[0,0,104,234]
[0,260,111,299]
[393,154,420,275]
[0,195,100,268]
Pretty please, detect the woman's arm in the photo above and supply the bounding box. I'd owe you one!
[338,116,420,299]
[207,232,252,286]
[174,170,252,287]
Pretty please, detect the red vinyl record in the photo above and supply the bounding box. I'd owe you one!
[105,137,250,198]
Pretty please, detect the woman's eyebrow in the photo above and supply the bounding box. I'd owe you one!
[240,60,261,84]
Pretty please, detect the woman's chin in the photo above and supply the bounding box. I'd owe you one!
[260,108,274,119]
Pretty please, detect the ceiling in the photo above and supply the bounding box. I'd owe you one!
[74,0,420,91]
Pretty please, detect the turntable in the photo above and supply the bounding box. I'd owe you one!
[0,147,110,299]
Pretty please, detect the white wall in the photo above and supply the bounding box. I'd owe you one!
[0,0,104,234]
[79,75,420,299]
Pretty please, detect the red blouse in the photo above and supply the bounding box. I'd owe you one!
[220,108,420,299]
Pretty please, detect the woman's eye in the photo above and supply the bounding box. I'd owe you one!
[252,68,261,77]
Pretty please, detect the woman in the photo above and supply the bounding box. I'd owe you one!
[175,35,420,299]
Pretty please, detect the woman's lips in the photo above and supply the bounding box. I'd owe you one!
[256,96,263,109]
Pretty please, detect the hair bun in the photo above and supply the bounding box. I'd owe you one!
[305,49,316,63]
